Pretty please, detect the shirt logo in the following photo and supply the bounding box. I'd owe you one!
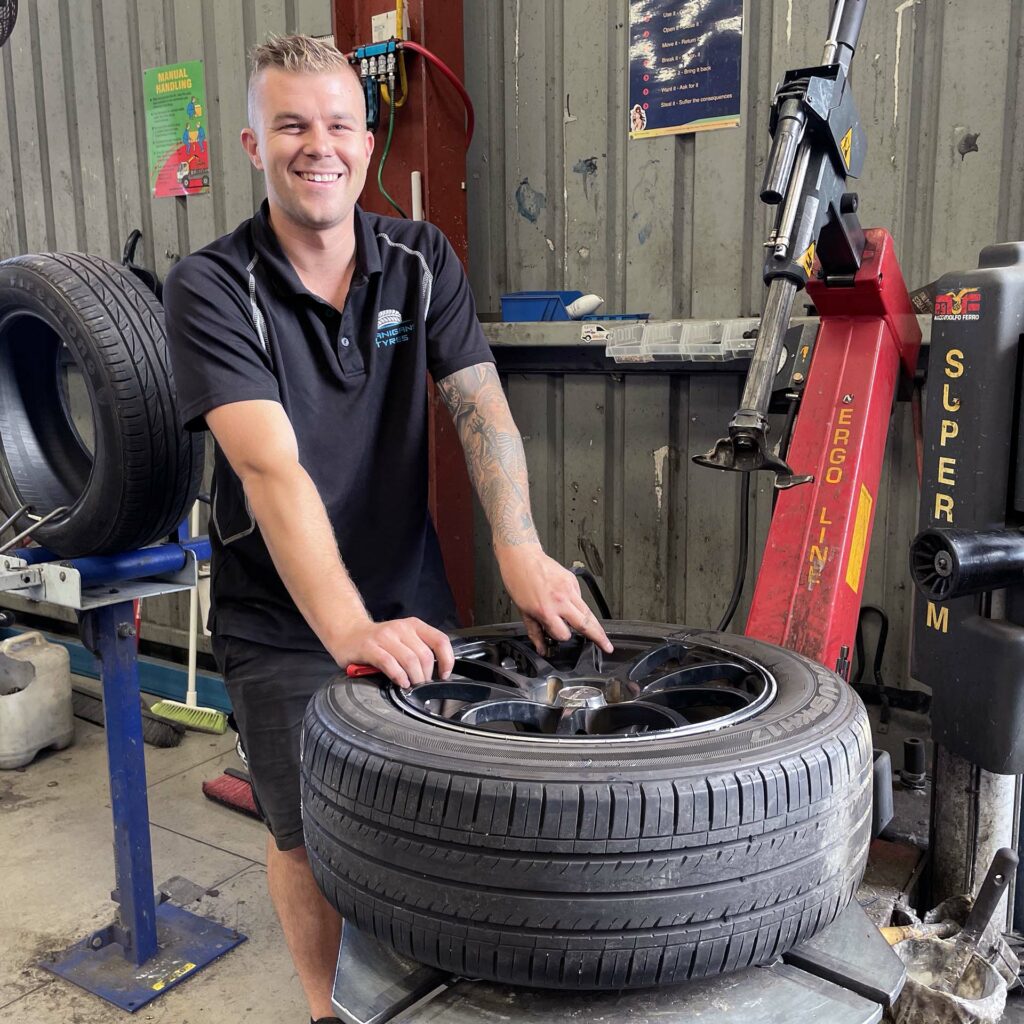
[375,308,415,348]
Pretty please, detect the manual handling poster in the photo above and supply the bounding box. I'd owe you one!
[143,59,211,198]
[628,0,743,139]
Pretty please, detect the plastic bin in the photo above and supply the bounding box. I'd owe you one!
[0,631,74,769]
[606,317,762,364]
[500,291,583,322]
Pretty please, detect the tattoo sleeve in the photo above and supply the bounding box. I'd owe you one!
[437,363,539,547]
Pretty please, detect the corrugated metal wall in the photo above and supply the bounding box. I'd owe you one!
[0,0,332,273]
[464,0,1023,684]
[0,0,332,651]
[463,0,1024,318]
[0,1,1019,683]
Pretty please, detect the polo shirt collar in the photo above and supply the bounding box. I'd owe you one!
[250,200,381,302]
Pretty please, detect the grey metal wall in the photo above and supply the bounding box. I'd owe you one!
[0,0,332,274]
[0,1,1016,682]
[463,0,1024,318]
[0,0,332,652]
[462,0,1012,685]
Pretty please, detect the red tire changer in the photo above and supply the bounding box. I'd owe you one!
[694,0,921,674]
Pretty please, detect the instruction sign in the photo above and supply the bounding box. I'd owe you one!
[143,60,211,198]
[628,0,743,139]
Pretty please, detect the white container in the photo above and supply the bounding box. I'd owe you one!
[0,631,74,770]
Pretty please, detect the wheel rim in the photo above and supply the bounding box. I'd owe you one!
[391,629,778,743]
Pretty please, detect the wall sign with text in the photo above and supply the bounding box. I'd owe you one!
[144,60,211,198]
[629,0,743,139]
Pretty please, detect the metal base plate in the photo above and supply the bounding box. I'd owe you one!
[332,901,905,1024]
[41,902,246,1013]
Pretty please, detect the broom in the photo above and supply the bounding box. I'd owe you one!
[202,767,260,820]
[149,503,228,734]
[71,678,186,747]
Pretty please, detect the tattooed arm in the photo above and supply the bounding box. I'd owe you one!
[438,363,612,653]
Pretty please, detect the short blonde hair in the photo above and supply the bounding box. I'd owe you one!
[247,34,360,126]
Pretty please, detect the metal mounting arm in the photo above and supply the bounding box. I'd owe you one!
[694,0,869,487]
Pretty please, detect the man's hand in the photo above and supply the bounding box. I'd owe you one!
[328,616,455,690]
[496,544,613,655]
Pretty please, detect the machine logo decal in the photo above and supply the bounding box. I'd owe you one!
[806,406,855,590]
[924,343,963,635]
[934,288,981,321]
[840,127,853,169]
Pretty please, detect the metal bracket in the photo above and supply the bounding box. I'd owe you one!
[0,549,197,610]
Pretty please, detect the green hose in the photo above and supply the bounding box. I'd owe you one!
[377,97,408,219]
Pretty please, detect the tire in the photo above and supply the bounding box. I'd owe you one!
[301,622,873,990]
[0,252,203,556]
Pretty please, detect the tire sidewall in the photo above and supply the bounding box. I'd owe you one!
[0,262,123,550]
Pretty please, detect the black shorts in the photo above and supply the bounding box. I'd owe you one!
[212,635,339,852]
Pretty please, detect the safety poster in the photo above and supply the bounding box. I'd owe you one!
[628,0,743,139]
[143,59,211,198]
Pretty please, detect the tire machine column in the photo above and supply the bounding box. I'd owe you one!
[908,247,1024,913]
[694,0,922,675]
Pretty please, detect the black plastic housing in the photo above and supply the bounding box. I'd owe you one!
[911,243,1024,773]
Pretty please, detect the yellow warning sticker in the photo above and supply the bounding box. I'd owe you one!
[152,962,197,992]
[845,485,873,592]
[840,127,853,169]
[798,242,816,277]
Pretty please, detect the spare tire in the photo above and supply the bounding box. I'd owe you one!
[0,252,203,556]
[301,622,872,990]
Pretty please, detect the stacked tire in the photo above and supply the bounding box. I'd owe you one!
[301,623,872,990]
[0,252,202,555]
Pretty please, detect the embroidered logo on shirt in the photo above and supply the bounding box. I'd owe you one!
[375,308,415,348]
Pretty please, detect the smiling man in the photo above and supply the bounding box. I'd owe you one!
[162,34,610,1024]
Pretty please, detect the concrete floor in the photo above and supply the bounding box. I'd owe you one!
[0,702,305,1023]
[4,685,1024,1023]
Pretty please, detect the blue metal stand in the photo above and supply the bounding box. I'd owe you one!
[13,552,247,1011]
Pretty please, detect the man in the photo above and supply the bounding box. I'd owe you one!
[163,34,611,1024]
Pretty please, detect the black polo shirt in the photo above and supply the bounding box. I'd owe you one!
[163,202,493,650]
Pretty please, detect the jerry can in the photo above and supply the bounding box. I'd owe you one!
[0,631,74,769]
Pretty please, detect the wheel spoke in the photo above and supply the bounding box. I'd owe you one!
[500,638,558,678]
[555,706,590,735]
[571,642,604,677]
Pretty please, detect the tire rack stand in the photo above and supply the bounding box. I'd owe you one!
[330,898,904,1024]
[0,539,246,1012]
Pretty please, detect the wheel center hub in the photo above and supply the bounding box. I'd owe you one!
[553,684,606,709]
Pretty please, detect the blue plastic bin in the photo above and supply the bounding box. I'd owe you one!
[500,290,583,322]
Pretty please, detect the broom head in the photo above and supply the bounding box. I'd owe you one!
[149,698,227,734]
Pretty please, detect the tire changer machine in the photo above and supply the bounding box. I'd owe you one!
[326,0,1002,1021]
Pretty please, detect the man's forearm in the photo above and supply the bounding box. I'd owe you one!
[241,462,369,648]
[437,363,539,549]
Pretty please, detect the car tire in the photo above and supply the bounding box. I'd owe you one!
[0,252,203,556]
[301,622,872,990]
